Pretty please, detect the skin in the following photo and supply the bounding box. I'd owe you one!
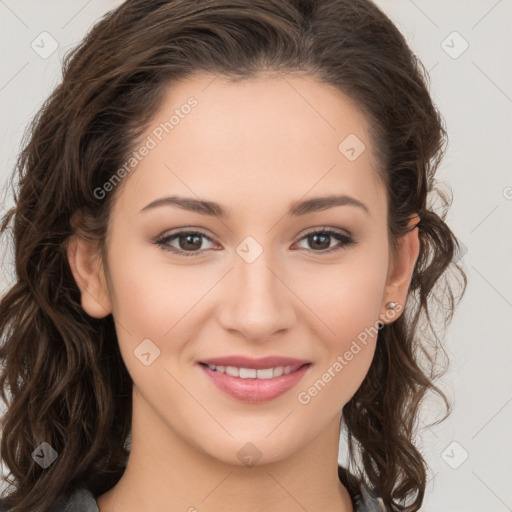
[67,72,420,512]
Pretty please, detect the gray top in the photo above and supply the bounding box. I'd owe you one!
[49,468,388,512]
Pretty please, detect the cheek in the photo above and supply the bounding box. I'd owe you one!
[294,251,389,342]
[105,247,208,383]
[106,237,213,336]
[293,253,388,407]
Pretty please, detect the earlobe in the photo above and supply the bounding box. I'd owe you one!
[380,215,421,324]
[66,235,112,318]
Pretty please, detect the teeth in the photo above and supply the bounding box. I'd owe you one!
[225,366,239,377]
[205,364,301,379]
[239,368,257,378]
[256,368,274,379]
[273,366,284,377]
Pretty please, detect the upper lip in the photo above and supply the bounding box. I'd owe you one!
[199,355,311,370]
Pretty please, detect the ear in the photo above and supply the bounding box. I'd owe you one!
[380,215,421,325]
[66,234,112,318]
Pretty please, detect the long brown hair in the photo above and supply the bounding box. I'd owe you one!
[0,1,467,510]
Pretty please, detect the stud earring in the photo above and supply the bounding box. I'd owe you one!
[385,301,398,309]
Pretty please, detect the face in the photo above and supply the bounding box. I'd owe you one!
[69,72,417,467]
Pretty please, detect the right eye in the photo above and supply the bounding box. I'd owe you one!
[154,230,219,257]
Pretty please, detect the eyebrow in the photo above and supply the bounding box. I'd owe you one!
[139,194,369,217]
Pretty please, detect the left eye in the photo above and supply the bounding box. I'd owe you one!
[154,228,355,257]
[294,229,355,253]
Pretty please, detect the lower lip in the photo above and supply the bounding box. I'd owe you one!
[199,363,311,403]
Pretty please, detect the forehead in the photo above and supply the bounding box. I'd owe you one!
[158,71,373,158]
[112,72,385,219]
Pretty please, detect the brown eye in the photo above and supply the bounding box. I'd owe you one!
[295,229,355,253]
[155,230,216,256]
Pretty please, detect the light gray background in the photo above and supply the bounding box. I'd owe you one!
[0,1,511,511]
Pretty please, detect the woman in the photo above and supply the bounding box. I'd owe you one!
[0,0,467,511]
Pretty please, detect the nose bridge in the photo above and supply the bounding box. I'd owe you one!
[219,239,294,340]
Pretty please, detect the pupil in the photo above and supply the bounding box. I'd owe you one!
[180,234,202,250]
[310,233,329,250]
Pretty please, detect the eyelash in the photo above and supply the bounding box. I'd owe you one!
[154,227,356,257]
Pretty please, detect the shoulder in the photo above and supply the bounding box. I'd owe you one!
[0,488,98,512]
[338,465,389,512]
[49,487,99,512]
[0,488,99,512]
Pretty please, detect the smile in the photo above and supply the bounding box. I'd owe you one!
[198,361,312,403]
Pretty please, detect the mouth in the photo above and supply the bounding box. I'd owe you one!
[197,358,312,403]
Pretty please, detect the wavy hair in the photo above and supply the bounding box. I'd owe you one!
[0,0,467,510]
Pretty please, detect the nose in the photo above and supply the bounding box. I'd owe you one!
[217,248,296,343]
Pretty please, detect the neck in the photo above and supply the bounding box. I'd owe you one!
[96,389,353,512]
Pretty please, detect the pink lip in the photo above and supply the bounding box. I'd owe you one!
[199,355,310,369]
[198,357,312,403]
